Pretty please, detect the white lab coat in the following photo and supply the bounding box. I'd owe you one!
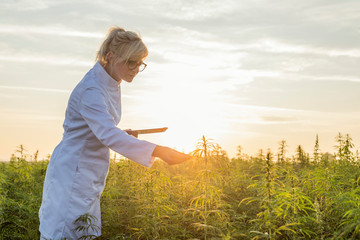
[39,62,156,239]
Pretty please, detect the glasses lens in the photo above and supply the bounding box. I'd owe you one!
[127,61,146,72]
[139,63,146,72]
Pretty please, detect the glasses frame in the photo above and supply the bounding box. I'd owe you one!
[127,60,147,72]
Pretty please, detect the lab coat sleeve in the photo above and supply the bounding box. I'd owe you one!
[78,87,156,167]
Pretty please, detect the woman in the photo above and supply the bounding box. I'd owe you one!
[39,27,190,239]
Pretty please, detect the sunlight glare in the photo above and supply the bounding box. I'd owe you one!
[142,64,234,153]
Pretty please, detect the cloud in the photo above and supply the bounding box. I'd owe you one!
[239,39,360,58]
[1,0,360,158]
[299,75,360,83]
[261,116,299,124]
[0,0,50,10]
[237,77,360,112]
[165,0,360,51]
[151,0,237,21]
[225,103,360,137]
[0,54,92,67]
[0,85,71,93]
[0,24,104,38]
[0,107,64,121]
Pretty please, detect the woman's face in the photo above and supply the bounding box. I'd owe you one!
[104,52,140,83]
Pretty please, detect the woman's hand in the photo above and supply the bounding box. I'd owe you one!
[124,129,138,138]
[152,145,191,165]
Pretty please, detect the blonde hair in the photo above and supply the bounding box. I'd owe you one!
[96,27,148,65]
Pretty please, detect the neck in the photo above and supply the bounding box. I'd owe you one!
[102,62,122,84]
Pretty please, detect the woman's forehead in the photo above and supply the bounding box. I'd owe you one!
[128,56,146,63]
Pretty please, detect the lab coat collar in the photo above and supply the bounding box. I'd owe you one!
[94,62,121,89]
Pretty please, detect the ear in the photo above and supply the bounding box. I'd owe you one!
[105,51,114,62]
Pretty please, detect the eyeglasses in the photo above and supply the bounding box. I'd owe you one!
[127,60,147,72]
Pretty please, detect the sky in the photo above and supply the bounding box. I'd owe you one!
[0,0,360,161]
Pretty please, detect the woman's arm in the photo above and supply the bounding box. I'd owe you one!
[152,145,191,165]
[79,87,156,167]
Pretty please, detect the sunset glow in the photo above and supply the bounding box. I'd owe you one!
[1,0,360,160]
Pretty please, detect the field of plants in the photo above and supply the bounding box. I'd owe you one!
[1,133,360,239]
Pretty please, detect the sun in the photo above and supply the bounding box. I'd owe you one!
[138,77,229,154]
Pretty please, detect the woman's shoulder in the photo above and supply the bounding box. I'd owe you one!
[69,72,103,101]
[78,68,104,91]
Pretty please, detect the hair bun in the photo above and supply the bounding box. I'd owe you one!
[115,31,141,43]
[109,27,125,33]
[96,26,148,65]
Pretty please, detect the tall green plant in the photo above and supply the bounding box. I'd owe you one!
[189,136,229,239]
[313,134,321,164]
[241,150,301,239]
[278,140,287,164]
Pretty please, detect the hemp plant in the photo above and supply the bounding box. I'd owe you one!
[73,213,100,240]
[189,136,229,239]
[241,150,299,239]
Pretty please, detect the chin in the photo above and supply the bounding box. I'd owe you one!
[123,76,135,83]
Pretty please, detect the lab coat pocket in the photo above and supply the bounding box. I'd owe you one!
[72,140,110,199]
